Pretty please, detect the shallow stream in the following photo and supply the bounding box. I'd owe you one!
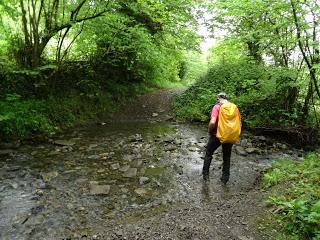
[0,121,304,239]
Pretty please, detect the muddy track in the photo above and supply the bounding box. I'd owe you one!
[0,88,303,240]
[110,88,186,122]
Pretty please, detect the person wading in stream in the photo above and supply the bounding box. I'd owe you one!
[202,92,241,184]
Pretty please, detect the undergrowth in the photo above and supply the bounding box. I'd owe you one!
[263,154,320,239]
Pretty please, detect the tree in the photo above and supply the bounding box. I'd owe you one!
[208,0,320,120]
[10,0,110,68]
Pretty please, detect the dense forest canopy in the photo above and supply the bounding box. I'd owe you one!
[0,0,204,137]
[175,0,320,137]
[0,0,320,140]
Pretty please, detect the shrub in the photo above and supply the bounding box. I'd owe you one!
[264,153,320,239]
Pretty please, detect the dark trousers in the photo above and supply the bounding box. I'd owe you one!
[202,135,233,180]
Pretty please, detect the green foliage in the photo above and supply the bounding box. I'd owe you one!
[0,94,55,137]
[0,91,117,138]
[173,40,302,126]
[264,153,320,239]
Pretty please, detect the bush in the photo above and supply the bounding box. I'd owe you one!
[172,60,300,127]
[0,94,55,137]
[263,153,320,239]
[0,91,116,138]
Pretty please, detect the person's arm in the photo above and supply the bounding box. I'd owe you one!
[208,104,219,134]
[208,117,216,133]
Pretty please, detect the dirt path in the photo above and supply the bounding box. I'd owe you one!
[0,88,303,239]
[110,88,185,122]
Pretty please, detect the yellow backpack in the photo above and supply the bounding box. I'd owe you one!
[216,102,241,144]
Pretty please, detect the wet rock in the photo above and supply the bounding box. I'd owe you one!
[0,142,20,149]
[89,182,111,195]
[139,177,150,185]
[115,230,124,236]
[78,206,86,211]
[235,146,248,156]
[121,187,129,193]
[164,115,173,121]
[99,152,110,160]
[240,139,252,147]
[122,168,138,178]
[165,145,177,151]
[88,155,101,160]
[47,150,60,156]
[129,134,143,142]
[41,171,59,182]
[10,182,19,189]
[162,136,175,143]
[173,164,183,175]
[33,189,44,196]
[238,236,253,240]
[188,146,199,152]
[134,188,147,196]
[54,140,76,146]
[197,142,206,148]
[89,144,99,149]
[255,136,267,141]
[135,160,143,167]
[111,163,120,170]
[119,165,130,172]
[31,205,45,215]
[123,154,135,161]
[0,149,15,155]
[61,145,73,152]
[245,147,260,154]
[7,166,21,172]
[152,113,159,117]
[31,151,38,155]
[174,139,182,145]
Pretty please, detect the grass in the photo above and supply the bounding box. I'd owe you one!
[262,154,320,240]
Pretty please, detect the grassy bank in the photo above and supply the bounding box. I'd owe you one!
[0,82,159,140]
[262,153,320,239]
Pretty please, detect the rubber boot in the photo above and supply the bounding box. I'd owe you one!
[202,156,212,181]
[221,143,232,184]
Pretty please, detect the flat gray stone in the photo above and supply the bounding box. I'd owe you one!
[111,163,120,170]
[235,146,248,156]
[139,177,150,185]
[89,182,110,195]
[188,146,199,152]
[123,154,134,161]
[134,188,147,196]
[119,165,130,172]
[0,149,14,155]
[122,168,137,178]
[245,147,260,154]
[54,140,76,146]
[88,155,101,160]
[41,171,59,182]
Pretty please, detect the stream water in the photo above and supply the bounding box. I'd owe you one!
[0,120,304,239]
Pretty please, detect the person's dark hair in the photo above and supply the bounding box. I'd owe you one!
[217,92,228,100]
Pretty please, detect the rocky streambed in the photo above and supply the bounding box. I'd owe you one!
[0,119,304,239]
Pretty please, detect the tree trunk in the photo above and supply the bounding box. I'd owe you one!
[246,41,262,63]
[301,80,313,122]
[291,0,320,99]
